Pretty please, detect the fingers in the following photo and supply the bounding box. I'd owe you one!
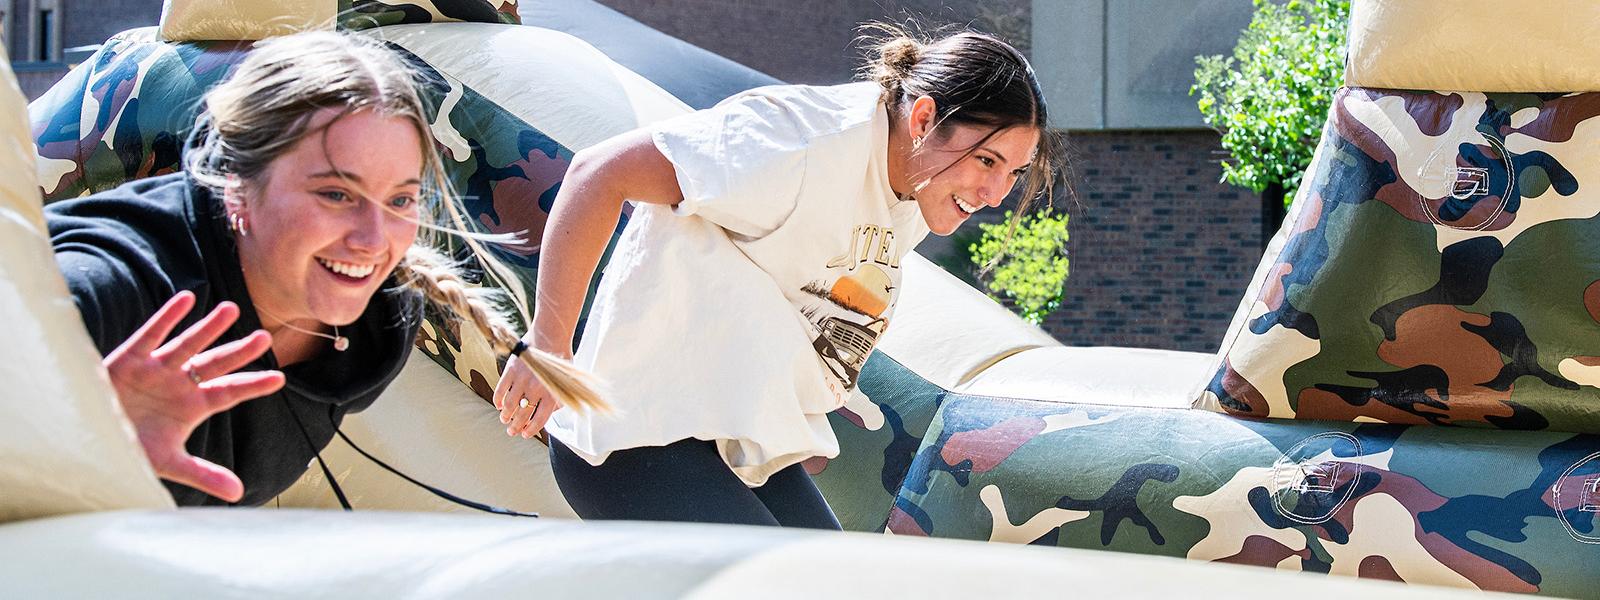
[526,395,561,438]
[119,291,197,356]
[493,360,515,411]
[161,453,246,503]
[154,301,240,364]
[184,330,272,382]
[200,370,286,413]
[507,395,539,437]
[499,379,522,425]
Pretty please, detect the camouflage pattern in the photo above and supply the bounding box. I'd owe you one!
[31,28,249,201]
[1201,88,1600,433]
[809,353,949,532]
[862,391,1600,595]
[339,0,520,30]
[27,27,628,402]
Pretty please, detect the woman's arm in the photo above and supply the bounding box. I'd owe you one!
[494,129,684,436]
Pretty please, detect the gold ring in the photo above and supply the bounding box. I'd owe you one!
[518,397,530,410]
[184,364,203,385]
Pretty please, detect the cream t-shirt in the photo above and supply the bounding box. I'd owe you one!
[545,82,930,486]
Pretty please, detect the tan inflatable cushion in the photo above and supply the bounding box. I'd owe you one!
[1348,0,1600,92]
[159,0,335,41]
[0,45,172,523]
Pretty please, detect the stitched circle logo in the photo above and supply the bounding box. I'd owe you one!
[1270,432,1363,524]
[1551,451,1600,544]
[1416,132,1514,231]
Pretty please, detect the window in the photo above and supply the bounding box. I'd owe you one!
[35,7,50,61]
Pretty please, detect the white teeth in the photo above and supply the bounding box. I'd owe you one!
[317,258,376,279]
[955,195,981,214]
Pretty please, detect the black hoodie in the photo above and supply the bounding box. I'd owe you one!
[46,173,423,506]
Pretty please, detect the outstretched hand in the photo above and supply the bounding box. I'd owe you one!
[103,291,284,503]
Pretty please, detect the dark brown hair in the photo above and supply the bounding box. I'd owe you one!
[861,22,1061,221]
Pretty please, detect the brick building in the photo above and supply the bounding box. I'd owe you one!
[2,0,162,97]
[6,0,1267,354]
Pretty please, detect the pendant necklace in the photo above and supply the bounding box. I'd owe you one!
[255,306,349,351]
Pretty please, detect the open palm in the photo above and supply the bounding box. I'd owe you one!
[102,291,284,503]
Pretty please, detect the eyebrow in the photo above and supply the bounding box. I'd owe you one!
[307,170,423,188]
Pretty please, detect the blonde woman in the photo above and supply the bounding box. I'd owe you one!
[495,26,1058,527]
[46,31,598,506]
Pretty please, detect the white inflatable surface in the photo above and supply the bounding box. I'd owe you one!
[0,509,1486,599]
[876,253,1061,390]
[959,346,1213,408]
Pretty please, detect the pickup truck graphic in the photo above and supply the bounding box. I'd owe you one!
[812,316,884,389]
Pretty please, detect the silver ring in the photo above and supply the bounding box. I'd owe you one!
[184,364,203,385]
[518,397,530,410]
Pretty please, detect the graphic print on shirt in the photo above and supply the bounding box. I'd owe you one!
[801,223,903,395]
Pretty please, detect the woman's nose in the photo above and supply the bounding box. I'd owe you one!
[345,201,388,252]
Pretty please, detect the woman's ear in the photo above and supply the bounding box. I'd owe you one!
[908,94,938,140]
[222,174,247,214]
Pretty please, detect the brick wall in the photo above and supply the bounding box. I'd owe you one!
[1041,130,1258,353]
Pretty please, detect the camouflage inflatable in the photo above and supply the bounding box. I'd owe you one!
[1200,89,1600,432]
[25,0,1600,595]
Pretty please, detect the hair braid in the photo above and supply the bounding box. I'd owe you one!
[398,245,608,413]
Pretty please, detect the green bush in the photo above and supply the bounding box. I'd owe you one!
[1192,0,1349,204]
[969,209,1070,325]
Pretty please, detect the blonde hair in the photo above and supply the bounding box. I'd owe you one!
[186,30,606,413]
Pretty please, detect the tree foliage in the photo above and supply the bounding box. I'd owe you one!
[1192,0,1349,202]
[970,209,1070,325]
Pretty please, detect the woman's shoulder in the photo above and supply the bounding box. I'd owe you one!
[44,172,199,226]
[715,82,882,140]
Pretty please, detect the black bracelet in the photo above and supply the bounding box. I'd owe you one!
[510,339,528,357]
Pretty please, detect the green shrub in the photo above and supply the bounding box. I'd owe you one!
[969,209,1070,325]
[1192,0,1349,204]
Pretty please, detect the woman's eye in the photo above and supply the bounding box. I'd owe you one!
[319,190,351,203]
[976,156,995,167]
[389,196,417,210]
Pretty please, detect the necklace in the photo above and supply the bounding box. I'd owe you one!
[254,306,349,352]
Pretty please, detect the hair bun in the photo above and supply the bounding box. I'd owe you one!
[879,38,921,75]
[873,36,922,90]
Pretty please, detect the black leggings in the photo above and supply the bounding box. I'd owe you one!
[548,437,842,530]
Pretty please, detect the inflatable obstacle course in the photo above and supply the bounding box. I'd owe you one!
[7,0,1599,595]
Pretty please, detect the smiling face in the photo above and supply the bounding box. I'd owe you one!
[231,108,425,328]
[905,124,1040,235]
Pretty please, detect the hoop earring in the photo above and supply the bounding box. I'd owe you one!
[229,212,249,237]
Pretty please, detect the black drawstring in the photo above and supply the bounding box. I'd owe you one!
[282,397,353,511]
[280,396,538,517]
[326,404,539,518]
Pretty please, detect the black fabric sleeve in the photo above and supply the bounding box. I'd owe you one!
[52,242,166,356]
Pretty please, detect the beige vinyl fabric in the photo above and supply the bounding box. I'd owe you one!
[0,510,1483,599]
[272,350,577,517]
[370,23,691,153]
[159,0,334,41]
[1347,0,1600,92]
[0,47,173,523]
[961,346,1213,409]
[875,253,1062,391]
